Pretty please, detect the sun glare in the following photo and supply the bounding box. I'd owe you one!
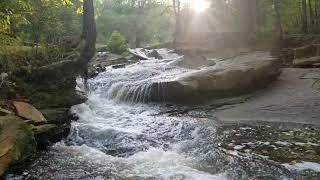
[191,0,210,13]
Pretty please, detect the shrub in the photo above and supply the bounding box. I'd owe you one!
[107,31,128,54]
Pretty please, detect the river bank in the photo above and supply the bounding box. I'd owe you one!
[0,43,86,177]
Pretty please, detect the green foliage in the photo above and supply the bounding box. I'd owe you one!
[95,0,174,47]
[107,31,128,54]
[0,0,30,32]
[0,33,22,45]
[0,0,81,47]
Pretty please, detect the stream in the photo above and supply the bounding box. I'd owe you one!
[8,49,320,179]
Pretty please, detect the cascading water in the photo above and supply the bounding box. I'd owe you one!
[89,49,191,103]
[8,49,319,180]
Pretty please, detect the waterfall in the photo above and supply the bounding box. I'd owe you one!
[87,49,189,103]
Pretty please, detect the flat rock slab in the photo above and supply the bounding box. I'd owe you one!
[150,51,280,103]
[13,101,46,124]
[216,68,320,125]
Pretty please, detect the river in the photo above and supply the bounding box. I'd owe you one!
[8,49,320,179]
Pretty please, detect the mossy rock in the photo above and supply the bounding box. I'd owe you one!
[40,108,69,124]
[0,115,36,177]
[29,90,87,109]
[30,124,57,135]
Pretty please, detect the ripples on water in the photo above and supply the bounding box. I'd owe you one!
[8,49,318,180]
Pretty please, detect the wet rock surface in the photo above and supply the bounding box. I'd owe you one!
[216,68,320,125]
[217,123,320,164]
[146,49,163,59]
[88,52,129,77]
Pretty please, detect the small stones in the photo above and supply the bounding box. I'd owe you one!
[112,64,126,69]
[0,107,12,116]
[218,124,320,164]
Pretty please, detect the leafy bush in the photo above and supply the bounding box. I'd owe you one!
[107,31,128,54]
[0,33,22,46]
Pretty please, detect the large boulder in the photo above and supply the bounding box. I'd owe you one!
[13,101,46,124]
[149,52,281,103]
[0,115,36,176]
[147,50,163,59]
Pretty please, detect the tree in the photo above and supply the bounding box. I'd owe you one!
[274,0,283,39]
[134,0,147,47]
[172,0,181,45]
[81,0,97,62]
[302,0,308,33]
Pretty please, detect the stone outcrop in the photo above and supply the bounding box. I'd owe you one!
[149,52,281,103]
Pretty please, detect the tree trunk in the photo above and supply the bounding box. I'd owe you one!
[80,0,97,86]
[135,0,146,48]
[249,0,258,34]
[81,0,97,62]
[235,0,257,34]
[172,0,181,46]
[274,0,283,39]
[9,16,18,34]
[309,0,314,31]
[302,0,308,33]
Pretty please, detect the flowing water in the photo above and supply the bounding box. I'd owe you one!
[8,49,320,180]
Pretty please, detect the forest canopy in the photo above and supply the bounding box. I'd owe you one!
[1,0,320,49]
